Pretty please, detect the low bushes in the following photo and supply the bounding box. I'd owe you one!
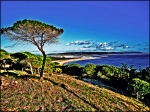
[64,64,83,76]
[54,68,62,74]
[63,63,150,104]
[83,64,96,77]
[128,78,150,100]
[96,65,119,81]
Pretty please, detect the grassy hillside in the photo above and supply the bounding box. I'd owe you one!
[1,72,149,111]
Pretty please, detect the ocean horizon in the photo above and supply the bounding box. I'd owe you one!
[66,53,150,71]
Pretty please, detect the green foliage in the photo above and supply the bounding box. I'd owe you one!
[13,70,27,76]
[10,52,38,74]
[97,71,102,77]
[53,62,60,66]
[42,59,62,75]
[140,67,150,83]
[54,68,62,74]
[0,49,12,71]
[0,19,64,44]
[0,49,7,53]
[101,66,111,76]
[10,53,28,61]
[44,67,53,75]
[12,19,64,32]
[32,56,43,70]
[43,57,53,74]
[7,51,62,75]
[1,19,64,35]
[0,49,11,60]
[96,65,119,79]
[45,57,52,65]
[129,78,150,99]
[96,71,109,80]
[83,64,96,77]
[95,65,103,72]
[1,19,64,78]
[65,64,83,75]
[113,64,131,81]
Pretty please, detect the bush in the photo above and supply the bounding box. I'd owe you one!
[96,65,119,80]
[102,66,119,77]
[97,71,102,77]
[97,71,110,80]
[140,67,150,83]
[50,62,60,67]
[128,78,150,100]
[83,64,96,77]
[13,70,27,76]
[64,64,83,76]
[54,68,62,74]
[44,67,53,75]
[95,65,103,73]
[11,62,26,71]
[101,66,110,75]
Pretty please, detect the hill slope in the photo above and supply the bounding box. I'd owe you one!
[1,72,150,111]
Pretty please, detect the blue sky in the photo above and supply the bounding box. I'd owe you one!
[1,1,149,53]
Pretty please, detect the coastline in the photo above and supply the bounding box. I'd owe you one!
[52,57,97,66]
[51,53,149,70]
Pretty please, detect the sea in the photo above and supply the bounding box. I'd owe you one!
[66,53,150,70]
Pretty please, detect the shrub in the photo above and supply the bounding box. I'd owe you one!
[54,68,62,74]
[140,67,150,83]
[64,64,83,76]
[128,78,150,100]
[11,62,26,71]
[83,64,96,77]
[95,65,103,74]
[101,66,110,75]
[44,67,53,75]
[13,70,27,76]
[97,71,102,77]
[97,71,110,81]
[96,65,119,77]
[50,62,60,67]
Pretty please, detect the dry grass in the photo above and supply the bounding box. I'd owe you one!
[1,72,150,111]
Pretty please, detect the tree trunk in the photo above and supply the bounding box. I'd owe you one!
[38,67,40,74]
[136,91,139,100]
[29,62,33,75]
[22,67,24,72]
[3,63,6,72]
[3,60,6,72]
[40,52,46,78]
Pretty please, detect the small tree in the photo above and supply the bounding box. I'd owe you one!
[83,64,96,77]
[0,19,64,78]
[10,52,36,74]
[65,64,83,76]
[10,52,28,71]
[32,56,43,74]
[129,78,150,100]
[22,52,38,74]
[141,67,150,83]
[0,49,11,71]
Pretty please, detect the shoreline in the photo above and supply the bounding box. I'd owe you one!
[52,57,97,66]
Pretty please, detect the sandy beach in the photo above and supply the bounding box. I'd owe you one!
[52,57,96,66]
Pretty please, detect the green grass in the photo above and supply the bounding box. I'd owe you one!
[1,72,150,111]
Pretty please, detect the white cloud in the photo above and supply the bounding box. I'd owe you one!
[66,43,70,46]
[66,40,93,46]
[66,40,130,52]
